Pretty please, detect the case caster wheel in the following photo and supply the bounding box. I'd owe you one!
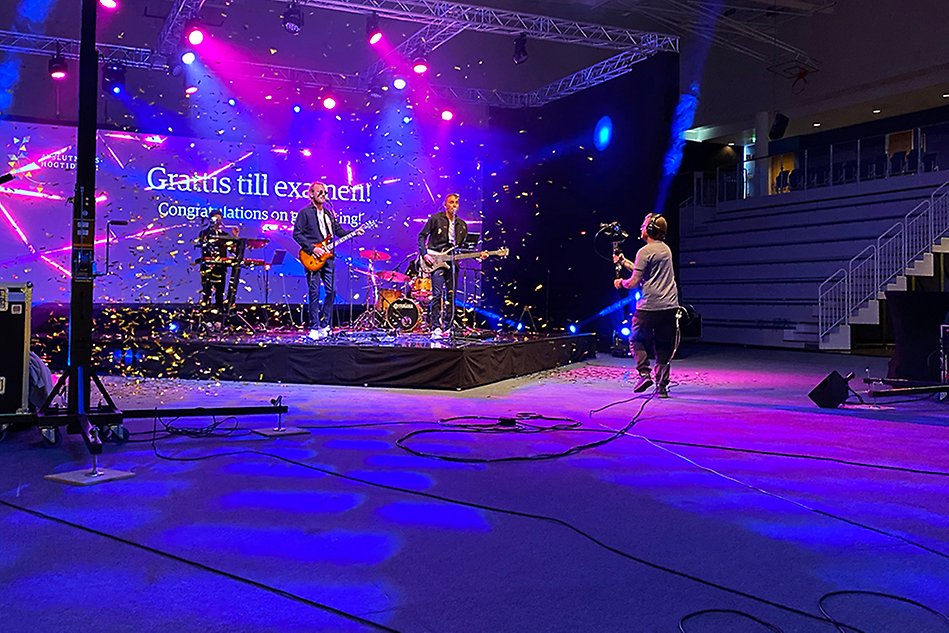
[110,425,130,444]
[40,427,61,447]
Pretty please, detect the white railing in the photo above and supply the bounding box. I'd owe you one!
[849,245,876,311]
[817,176,949,341]
[818,268,848,337]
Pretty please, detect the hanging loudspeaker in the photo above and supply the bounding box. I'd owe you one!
[769,113,790,141]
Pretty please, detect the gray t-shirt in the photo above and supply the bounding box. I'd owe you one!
[633,241,679,311]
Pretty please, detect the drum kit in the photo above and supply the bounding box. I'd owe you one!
[351,249,432,332]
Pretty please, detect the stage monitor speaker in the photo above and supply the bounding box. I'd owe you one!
[769,113,790,141]
[808,370,851,408]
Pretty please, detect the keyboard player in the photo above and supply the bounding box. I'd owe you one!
[197,209,237,311]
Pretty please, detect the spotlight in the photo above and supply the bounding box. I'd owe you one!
[227,98,237,106]
[282,1,303,34]
[568,324,577,334]
[292,104,302,113]
[440,109,454,121]
[620,326,631,337]
[516,323,524,331]
[184,20,205,46]
[411,55,429,75]
[402,115,412,124]
[185,85,198,95]
[366,12,382,45]
[99,0,118,9]
[48,45,68,80]
[392,77,406,90]
[322,96,336,110]
[181,50,196,65]
[513,33,528,64]
[102,62,126,95]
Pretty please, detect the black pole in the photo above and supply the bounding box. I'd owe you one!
[67,0,99,415]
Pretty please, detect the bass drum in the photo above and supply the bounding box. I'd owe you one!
[386,297,422,331]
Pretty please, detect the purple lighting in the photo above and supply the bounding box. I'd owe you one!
[322,96,337,110]
[99,0,118,9]
[392,77,407,90]
[441,110,454,121]
[181,51,196,65]
[412,61,429,75]
[186,24,205,46]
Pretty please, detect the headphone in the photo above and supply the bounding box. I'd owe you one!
[644,213,664,239]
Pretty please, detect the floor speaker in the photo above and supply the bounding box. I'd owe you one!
[808,370,851,408]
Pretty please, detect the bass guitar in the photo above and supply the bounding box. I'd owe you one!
[299,219,378,272]
[418,246,509,274]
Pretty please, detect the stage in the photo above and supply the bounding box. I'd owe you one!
[95,328,597,390]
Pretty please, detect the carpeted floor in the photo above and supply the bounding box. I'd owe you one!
[1,345,947,632]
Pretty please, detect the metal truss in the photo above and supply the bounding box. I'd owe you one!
[290,0,679,52]
[155,0,207,59]
[0,29,165,70]
[523,47,659,107]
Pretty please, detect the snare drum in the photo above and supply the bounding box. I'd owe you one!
[410,275,432,303]
[376,288,403,311]
[386,297,422,331]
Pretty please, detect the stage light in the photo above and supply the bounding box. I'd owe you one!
[282,1,303,34]
[181,50,196,65]
[227,98,237,106]
[184,20,205,46]
[516,323,524,331]
[594,115,613,151]
[440,109,454,121]
[185,85,198,95]
[392,77,407,90]
[301,149,312,157]
[99,0,118,9]
[411,55,429,75]
[168,322,179,332]
[366,12,382,45]
[48,47,68,80]
[102,62,126,95]
[568,324,577,334]
[322,96,337,110]
[402,115,412,124]
[513,33,528,64]
[292,104,302,113]
[620,327,631,337]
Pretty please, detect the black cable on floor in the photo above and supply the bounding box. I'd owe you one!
[394,398,652,463]
[678,608,785,632]
[818,590,949,633]
[0,498,401,633]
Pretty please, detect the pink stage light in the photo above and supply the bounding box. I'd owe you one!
[392,77,407,90]
[441,109,454,121]
[186,25,205,46]
[369,31,383,45]
[99,0,118,9]
[50,69,67,80]
[322,96,337,110]
[412,61,429,75]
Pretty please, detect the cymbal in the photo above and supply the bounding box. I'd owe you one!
[358,249,391,262]
[377,270,410,283]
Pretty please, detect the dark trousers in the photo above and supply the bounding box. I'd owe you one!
[429,265,457,330]
[629,308,678,387]
[306,261,335,329]
[200,264,227,309]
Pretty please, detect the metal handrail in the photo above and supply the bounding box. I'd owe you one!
[818,268,848,337]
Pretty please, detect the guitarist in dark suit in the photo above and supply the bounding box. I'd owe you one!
[417,193,469,337]
[293,182,356,339]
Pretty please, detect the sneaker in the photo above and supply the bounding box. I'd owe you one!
[633,376,654,393]
[658,387,670,398]
[307,328,325,340]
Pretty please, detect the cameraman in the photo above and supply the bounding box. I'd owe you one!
[614,213,679,397]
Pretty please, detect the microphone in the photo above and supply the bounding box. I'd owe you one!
[0,172,15,185]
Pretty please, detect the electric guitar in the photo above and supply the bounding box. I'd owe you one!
[418,246,509,274]
[299,219,378,272]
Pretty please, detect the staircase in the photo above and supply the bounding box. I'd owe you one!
[786,178,949,350]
